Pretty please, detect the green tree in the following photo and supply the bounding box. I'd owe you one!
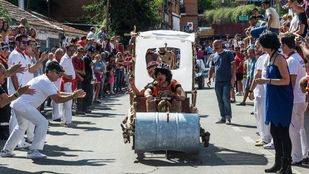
[204,4,259,24]
[83,0,161,35]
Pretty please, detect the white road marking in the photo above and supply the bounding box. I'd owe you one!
[231,126,242,132]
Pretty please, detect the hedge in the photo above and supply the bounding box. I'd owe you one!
[204,4,260,24]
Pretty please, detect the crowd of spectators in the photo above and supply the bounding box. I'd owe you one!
[0,17,134,141]
[196,0,309,172]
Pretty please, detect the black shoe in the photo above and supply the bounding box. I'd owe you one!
[53,118,61,122]
[94,100,101,104]
[236,102,246,106]
[276,157,292,174]
[85,110,92,114]
[265,156,282,173]
[291,160,303,166]
[230,99,236,103]
[215,119,226,124]
[302,158,309,167]
[76,111,85,115]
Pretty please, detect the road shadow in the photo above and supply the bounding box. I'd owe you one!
[196,87,214,90]
[69,126,113,132]
[199,114,209,118]
[32,158,114,166]
[74,112,119,118]
[42,144,92,157]
[229,123,257,129]
[137,144,267,167]
[47,130,79,136]
[0,164,68,174]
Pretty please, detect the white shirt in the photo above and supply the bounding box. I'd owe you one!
[87,31,95,40]
[60,53,76,79]
[11,74,58,108]
[266,7,280,29]
[289,14,299,33]
[254,53,268,98]
[287,52,306,103]
[7,49,34,94]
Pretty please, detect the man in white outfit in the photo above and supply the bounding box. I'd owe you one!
[0,61,86,159]
[50,48,64,121]
[282,34,308,165]
[8,34,46,147]
[59,45,76,127]
[249,41,272,146]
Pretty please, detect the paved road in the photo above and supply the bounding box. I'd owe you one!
[0,88,309,174]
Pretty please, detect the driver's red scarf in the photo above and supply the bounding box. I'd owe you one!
[152,79,180,97]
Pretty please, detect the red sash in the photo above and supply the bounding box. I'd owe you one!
[60,76,76,92]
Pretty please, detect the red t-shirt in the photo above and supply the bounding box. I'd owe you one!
[234,52,245,74]
[77,40,86,47]
[72,56,85,82]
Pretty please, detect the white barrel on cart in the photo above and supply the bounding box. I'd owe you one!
[134,112,200,153]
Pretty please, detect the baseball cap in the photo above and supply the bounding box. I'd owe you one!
[45,61,65,73]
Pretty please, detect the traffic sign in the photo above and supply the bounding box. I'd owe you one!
[239,15,249,21]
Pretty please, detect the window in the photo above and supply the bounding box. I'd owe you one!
[146,46,181,70]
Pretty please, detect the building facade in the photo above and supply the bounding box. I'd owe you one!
[180,0,198,32]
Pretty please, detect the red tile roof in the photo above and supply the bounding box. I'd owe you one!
[1,0,87,36]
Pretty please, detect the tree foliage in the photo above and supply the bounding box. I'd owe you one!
[204,4,260,24]
[83,0,161,35]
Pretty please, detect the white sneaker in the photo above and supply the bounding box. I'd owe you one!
[0,149,15,157]
[16,141,31,149]
[27,149,47,159]
[263,142,274,149]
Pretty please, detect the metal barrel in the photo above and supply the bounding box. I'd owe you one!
[134,112,200,153]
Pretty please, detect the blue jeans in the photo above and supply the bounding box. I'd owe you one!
[215,81,232,120]
[115,69,124,92]
[251,26,279,39]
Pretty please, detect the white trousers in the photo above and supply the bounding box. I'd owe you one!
[52,101,61,120]
[60,83,72,124]
[4,102,48,151]
[254,97,272,143]
[9,110,35,143]
[289,102,309,162]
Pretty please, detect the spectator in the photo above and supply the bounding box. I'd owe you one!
[87,27,96,41]
[115,52,125,93]
[234,46,245,96]
[256,32,293,174]
[238,47,257,106]
[208,40,236,125]
[287,0,308,37]
[59,44,77,127]
[0,61,85,159]
[72,47,86,115]
[261,0,280,34]
[82,45,95,113]
[281,33,308,165]
[93,54,104,103]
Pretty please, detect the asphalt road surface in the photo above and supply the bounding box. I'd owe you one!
[1,88,309,174]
